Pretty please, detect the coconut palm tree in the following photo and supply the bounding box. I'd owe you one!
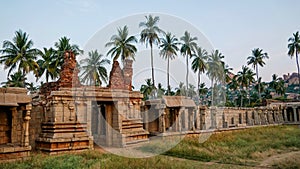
[175,82,187,96]
[206,50,225,105]
[180,31,198,90]
[140,78,156,100]
[139,15,164,87]
[1,71,28,88]
[199,83,208,105]
[288,31,300,92]
[191,46,208,93]
[236,66,255,106]
[80,50,110,86]
[106,25,137,62]
[54,36,83,72]
[159,32,179,95]
[247,48,269,99]
[37,47,58,83]
[246,68,256,105]
[0,29,40,78]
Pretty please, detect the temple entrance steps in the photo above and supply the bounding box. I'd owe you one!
[121,118,149,146]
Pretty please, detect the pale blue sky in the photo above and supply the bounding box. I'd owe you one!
[1,0,299,88]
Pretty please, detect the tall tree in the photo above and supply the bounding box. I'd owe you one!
[175,82,187,96]
[54,36,83,70]
[0,29,40,78]
[105,25,137,62]
[288,31,300,92]
[140,78,156,100]
[191,46,208,93]
[206,50,225,105]
[180,31,198,90]
[159,32,179,95]
[139,15,164,87]
[1,71,28,88]
[37,47,58,83]
[247,48,269,99]
[80,50,110,86]
[236,66,255,107]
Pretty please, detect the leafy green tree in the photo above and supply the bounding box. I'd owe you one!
[140,79,156,100]
[180,31,197,90]
[37,47,58,83]
[187,83,197,99]
[199,83,208,105]
[206,50,225,105]
[105,25,137,62]
[54,36,83,73]
[192,46,208,93]
[0,29,40,77]
[288,31,300,92]
[175,82,187,96]
[139,15,164,87]
[80,50,110,86]
[247,48,269,99]
[157,83,166,98]
[1,71,28,88]
[159,32,179,95]
[236,66,255,106]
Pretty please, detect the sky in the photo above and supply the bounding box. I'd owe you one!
[0,0,300,89]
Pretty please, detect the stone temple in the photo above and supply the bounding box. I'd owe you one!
[0,51,300,161]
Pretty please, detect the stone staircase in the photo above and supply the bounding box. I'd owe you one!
[121,118,149,146]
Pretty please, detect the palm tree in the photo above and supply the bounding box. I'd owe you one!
[247,48,269,99]
[80,50,110,86]
[37,47,58,83]
[228,76,239,106]
[175,82,187,96]
[199,83,208,105]
[0,29,40,77]
[157,83,166,98]
[246,68,256,105]
[1,71,28,88]
[106,25,137,62]
[139,15,164,87]
[187,84,197,99]
[236,66,255,106]
[140,78,156,100]
[288,31,300,92]
[159,32,179,95]
[206,50,225,105]
[191,46,208,93]
[54,36,83,71]
[180,31,198,90]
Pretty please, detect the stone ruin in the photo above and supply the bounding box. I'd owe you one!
[1,51,300,161]
[33,51,148,155]
[0,88,31,161]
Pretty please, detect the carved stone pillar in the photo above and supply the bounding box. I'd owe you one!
[293,107,297,122]
[158,109,165,133]
[23,104,31,147]
[10,107,18,144]
[284,108,288,122]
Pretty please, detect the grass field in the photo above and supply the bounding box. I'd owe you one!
[1,125,300,169]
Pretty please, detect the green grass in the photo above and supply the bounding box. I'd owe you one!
[1,125,300,169]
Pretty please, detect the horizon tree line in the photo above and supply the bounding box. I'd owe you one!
[0,15,299,107]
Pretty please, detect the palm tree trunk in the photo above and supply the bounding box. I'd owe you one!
[256,66,261,101]
[211,79,214,106]
[167,56,170,95]
[240,88,243,107]
[151,45,155,87]
[296,53,300,94]
[198,70,200,99]
[186,56,189,94]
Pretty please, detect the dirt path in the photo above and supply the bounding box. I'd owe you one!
[259,151,300,168]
